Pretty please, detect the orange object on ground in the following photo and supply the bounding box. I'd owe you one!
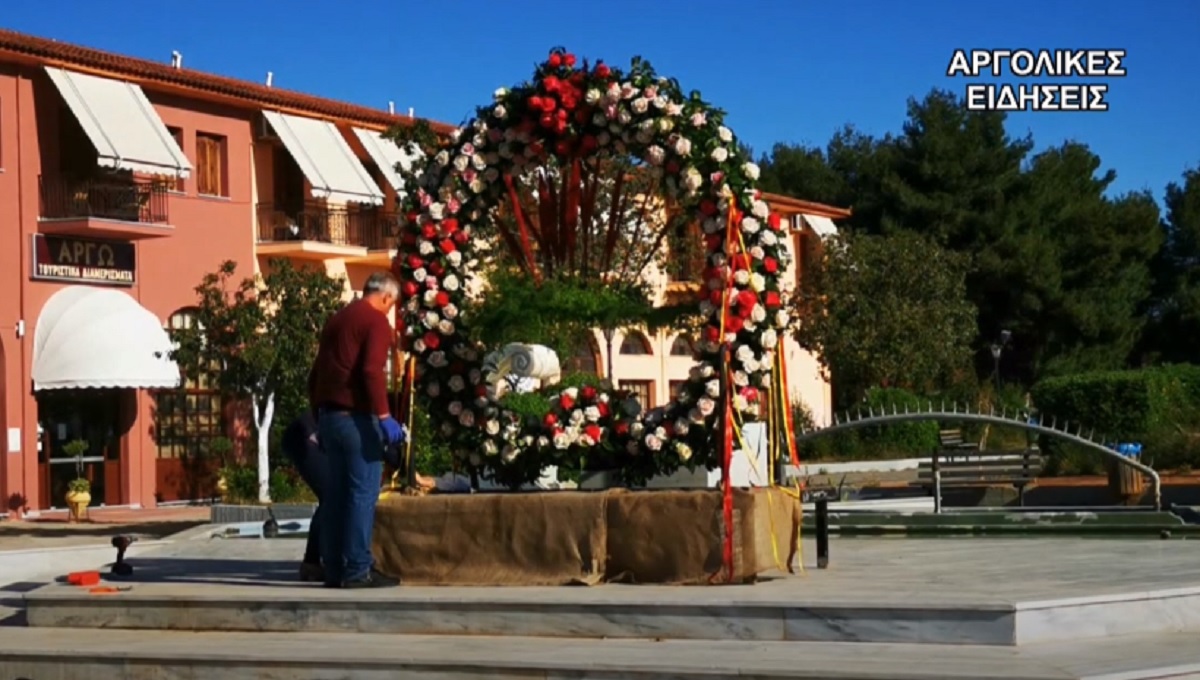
[67,571,100,586]
[88,587,121,595]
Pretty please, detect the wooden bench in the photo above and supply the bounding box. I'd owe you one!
[939,428,981,453]
[917,448,1044,507]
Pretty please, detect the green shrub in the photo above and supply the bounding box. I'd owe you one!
[220,463,259,504]
[800,387,939,461]
[1031,364,1200,473]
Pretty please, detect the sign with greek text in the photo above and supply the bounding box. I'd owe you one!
[31,234,136,286]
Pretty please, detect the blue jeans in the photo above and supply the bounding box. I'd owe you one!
[317,411,383,584]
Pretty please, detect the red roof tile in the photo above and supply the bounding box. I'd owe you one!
[0,28,456,133]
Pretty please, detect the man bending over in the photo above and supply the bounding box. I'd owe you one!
[308,272,406,589]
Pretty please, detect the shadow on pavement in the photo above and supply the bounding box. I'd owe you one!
[99,557,307,588]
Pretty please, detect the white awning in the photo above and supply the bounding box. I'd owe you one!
[801,214,840,239]
[44,66,191,178]
[33,286,180,391]
[352,127,421,197]
[263,111,384,205]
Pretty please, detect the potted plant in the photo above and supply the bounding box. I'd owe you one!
[62,439,91,522]
[210,436,234,499]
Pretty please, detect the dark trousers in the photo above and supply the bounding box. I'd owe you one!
[317,411,384,584]
[282,435,327,565]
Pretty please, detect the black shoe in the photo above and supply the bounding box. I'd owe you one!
[341,569,400,589]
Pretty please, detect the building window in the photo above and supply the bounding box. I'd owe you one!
[155,310,224,459]
[619,380,654,411]
[167,127,185,192]
[669,335,695,357]
[196,132,228,197]
[619,331,652,355]
[563,335,600,376]
[669,380,687,401]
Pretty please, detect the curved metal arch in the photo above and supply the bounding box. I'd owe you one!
[794,402,1161,511]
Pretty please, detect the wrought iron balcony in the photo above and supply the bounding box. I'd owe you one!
[39,174,170,224]
[256,202,399,250]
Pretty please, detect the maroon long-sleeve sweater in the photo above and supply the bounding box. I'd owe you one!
[308,298,393,417]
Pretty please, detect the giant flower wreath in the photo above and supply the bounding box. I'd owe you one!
[391,49,792,488]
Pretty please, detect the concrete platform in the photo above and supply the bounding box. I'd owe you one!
[3,627,1200,679]
[22,536,1200,647]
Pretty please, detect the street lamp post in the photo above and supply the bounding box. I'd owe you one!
[990,330,1011,391]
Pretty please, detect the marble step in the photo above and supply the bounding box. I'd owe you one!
[23,579,1200,647]
[2,627,1200,680]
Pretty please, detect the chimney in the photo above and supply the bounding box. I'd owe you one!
[408,107,415,118]
[170,51,182,69]
[265,71,274,87]
[388,101,395,114]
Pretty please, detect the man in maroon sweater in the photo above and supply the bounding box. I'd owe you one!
[308,272,406,589]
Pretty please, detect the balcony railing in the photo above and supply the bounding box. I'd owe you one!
[39,174,170,224]
[256,203,400,250]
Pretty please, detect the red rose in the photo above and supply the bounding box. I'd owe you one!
[543,413,558,428]
[767,213,782,230]
[560,394,575,410]
[597,402,610,417]
[540,113,555,129]
[528,142,544,156]
[584,424,601,441]
[555,140,572,156]
[737,289,758,309]
[731,253,751,271]
[666,160,679,174]
[519,118,537,134]
[475,384,489,398]
[700,199,717,216]
[405,210,420,224]
[544,75,561,92]
[726,316,744,334]
[615,421,629,436]
[705,234,723,251]
[439,239,456,254]
[422,331,440,350]
[763,257,778,273]
[453,229,470,245]
[421,224,437,240]
[450,360,465,373]
[580,385,597,401]
[574,109,589,124]
[703,324,721,342]
[435,291,450,307]
[429,261,444,276]
[709,289,723,306]
[564,53,576,68]
[541,97,557,113]
[581,135,598,151]
[401,281,419,298]
[407,255,423,269]
[740,386,760,402]
[765,291,782,309]
[440,218,458,234]
[553,119,569,135]
[401,233,417,246]
[548,52,562,68]
[594,63,610,78]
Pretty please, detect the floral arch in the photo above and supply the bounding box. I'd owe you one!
[391,49,794,488]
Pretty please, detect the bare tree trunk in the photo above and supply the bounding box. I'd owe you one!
[250,391,276,503]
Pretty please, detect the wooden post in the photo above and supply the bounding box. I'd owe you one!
[932,451,943,515]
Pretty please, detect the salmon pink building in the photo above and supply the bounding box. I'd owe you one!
[0,29,846,514]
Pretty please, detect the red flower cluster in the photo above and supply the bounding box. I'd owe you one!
[519,49,613,158]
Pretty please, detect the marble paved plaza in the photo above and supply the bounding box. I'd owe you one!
[75,532,1200,606]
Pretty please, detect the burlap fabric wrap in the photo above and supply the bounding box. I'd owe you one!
[372,488,800,585]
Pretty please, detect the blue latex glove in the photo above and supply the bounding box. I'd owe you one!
[379,416,405,446]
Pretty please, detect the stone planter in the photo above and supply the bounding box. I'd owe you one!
[209,502,317,525]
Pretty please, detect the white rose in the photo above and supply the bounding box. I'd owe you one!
[413,338,427,353]
[631,98,650,114]
[705,379,720,398]
[711,147,729,163]
[494,87,508,100]
[449,401,463,416]
[674,137,692,156]
[751,304,767,323]
[690,112,707,127]
[438,319,456,335]
[743,162,761,180]
[750,274,766,292]
[569,410,585,426]
[453,155,470,172]
[761,230,778,246]
[644,434,662,451]
[647,145,666,166]
[493,105,508,119]
[423,311,439,328]
[443,303,459,319]
[689,407,705,424]
[443,275,460,291]
[762,328,778,349]
[469,178,485,193]
[733,394,750,413]
[750,246,765,260]
[447,251,463,267]
[459,410,476,427]
[485,419,500,436]
[733,371,749,387]
[418,241,435,256]
[553,432,572,450]
[718,126,733,142]
[734,270,750,286]
[448,375,465,392]
[502,446,518,463]
[675,419,690,436]
[586,89,602,104]
[426,382,439,397]
[752,200,770,218]
[422,289,438,306]
[434,150,450,166]
[585,406,601,422]
[741,217,760,234]
[666,101,683,116]
[482,440,498,456]
[776,310,790,327]
[698,397,715,417]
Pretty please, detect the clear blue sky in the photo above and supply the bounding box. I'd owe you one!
[4,0,1197,204]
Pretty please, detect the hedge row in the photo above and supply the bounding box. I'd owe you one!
[798,387,940,461]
